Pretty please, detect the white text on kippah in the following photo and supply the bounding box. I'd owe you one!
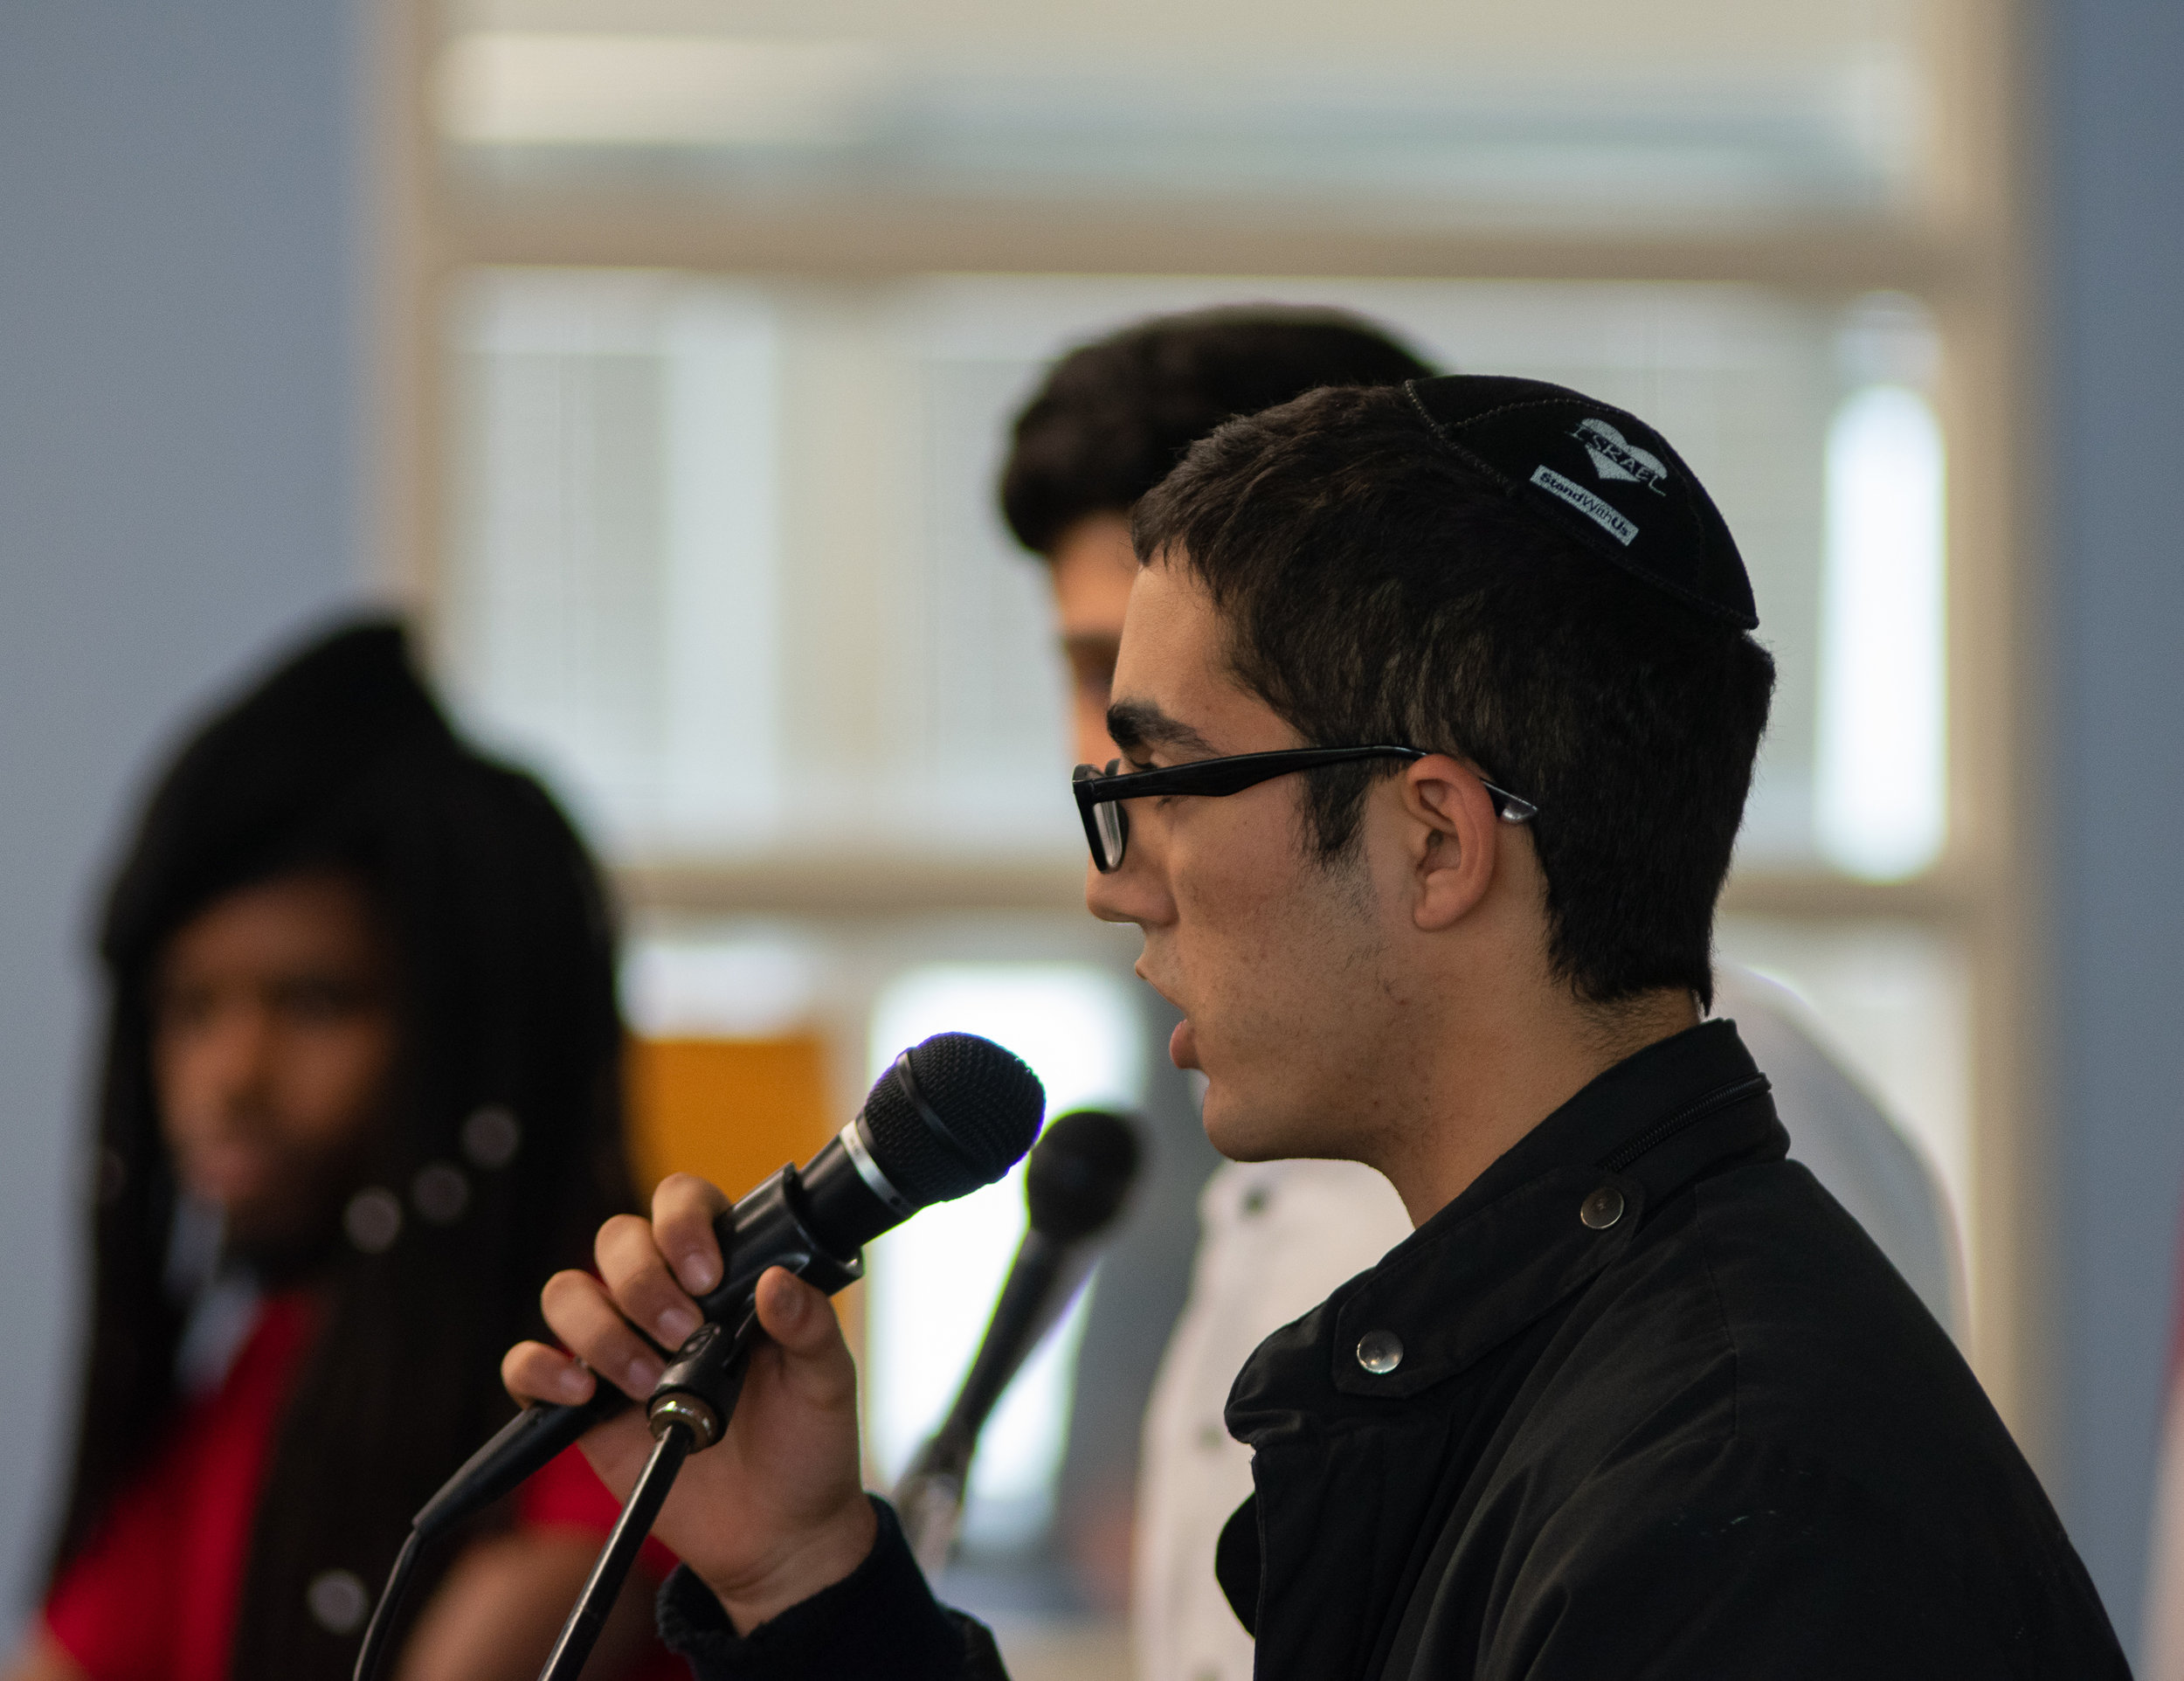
[1531,466,1639,545]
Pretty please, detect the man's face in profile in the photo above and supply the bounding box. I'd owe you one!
[1045,508,1411,1164]
[1084,558,1413,1169]
[1047,511,1139,769]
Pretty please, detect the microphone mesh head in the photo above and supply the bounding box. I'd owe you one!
[860,1032,1045,1205]
[1026,1109,1140,1242]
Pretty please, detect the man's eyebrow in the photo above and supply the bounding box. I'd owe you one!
[1106,698,1217,758]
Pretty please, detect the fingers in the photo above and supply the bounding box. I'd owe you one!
[540,1269,667,1399]
[536,1178,729,1411]
[750,1267,832,1352]
[651,1173,731,1296]
[596,1212,704,1351]
[514,1274,843,1408]
[503,1339,595,1407]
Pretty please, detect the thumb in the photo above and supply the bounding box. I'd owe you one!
[752,1267,848,1363]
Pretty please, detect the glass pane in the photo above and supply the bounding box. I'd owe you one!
[440,269,783,854]
[439,269,1948,875]
[1815,296,1948,881]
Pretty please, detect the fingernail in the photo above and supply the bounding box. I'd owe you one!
[555,1365,592,1402]
[677,1249,721,1294]
[658,1305,701,1346]
[627,1354,666,1393]
[774,1280,805,1325]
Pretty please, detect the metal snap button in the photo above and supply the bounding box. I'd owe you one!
[1579,1186,1626,1229]
[1355,1330,1404,1375]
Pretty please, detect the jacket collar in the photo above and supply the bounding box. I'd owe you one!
[1228,1020,1783,1427]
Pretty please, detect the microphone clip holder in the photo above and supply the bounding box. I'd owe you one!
[646,1318,745,1449]
[689,1162,865,1323]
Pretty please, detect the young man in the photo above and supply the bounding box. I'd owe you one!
[1002,309,1961,1681]
[510,376,2125,1676]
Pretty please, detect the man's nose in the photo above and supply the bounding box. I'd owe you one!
[1084,840,1171,929]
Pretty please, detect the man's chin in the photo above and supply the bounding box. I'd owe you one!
[1201,1097,1325,1166]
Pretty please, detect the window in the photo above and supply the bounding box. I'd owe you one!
[440,272,1946,877]
[385,0,2031,1615]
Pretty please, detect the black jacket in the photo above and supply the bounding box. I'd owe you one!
[660,1021,2128,1680]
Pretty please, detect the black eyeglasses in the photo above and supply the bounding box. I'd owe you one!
[1071,746,1539,872]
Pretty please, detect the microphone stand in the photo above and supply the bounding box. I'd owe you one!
[541,1423,692,1677]
[536,1310,756,1681]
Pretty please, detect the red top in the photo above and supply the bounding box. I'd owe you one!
[45,1293,682,1681]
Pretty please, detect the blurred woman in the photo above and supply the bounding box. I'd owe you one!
[6,622,678,1681]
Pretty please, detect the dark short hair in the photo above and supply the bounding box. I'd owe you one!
[999,305,1435,555]
[1134,384,1775,1008]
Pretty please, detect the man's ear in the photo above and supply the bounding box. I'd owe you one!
[1400,756,1503,932]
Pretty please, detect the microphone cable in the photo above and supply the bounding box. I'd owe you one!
[349,1529,420,1681]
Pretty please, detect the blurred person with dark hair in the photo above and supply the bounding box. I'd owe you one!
[999,308,1959,1681]
[7,623,680,1681]
[511,374,2121,1681]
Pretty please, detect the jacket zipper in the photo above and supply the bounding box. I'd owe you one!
[1598,1073,1773,1173]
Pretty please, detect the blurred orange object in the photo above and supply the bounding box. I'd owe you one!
[625,1034,836,1203]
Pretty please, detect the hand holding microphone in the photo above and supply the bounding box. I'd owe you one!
[508,1194,874,1634]
[356,1034,1046,1681]
[502,1032,1047,1636]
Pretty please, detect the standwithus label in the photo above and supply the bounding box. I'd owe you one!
[1530,465,1639,545]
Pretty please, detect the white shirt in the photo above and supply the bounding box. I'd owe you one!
[1130,967,1960,1681]
[1133,1155,1409,1681]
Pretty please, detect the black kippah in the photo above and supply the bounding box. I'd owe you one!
[1401,374,1759,630]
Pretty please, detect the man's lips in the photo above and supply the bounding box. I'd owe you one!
[1133,961,1199,1069]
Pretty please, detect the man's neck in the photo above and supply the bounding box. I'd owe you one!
[1367,986,1701,1228]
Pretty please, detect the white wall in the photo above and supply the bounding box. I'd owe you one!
[0,0,370,1621]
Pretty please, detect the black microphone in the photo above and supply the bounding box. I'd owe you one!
[895,1107,1141,1572]
[411,1032,1047,1539]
